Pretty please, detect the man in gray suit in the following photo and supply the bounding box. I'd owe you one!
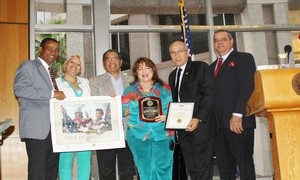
[14,38,66,180]
[89,49,135,180]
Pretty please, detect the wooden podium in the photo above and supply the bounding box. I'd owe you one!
[248,68,300,180]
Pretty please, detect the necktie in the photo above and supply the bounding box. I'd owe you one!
[174,68,182,102]
[214,57,223,78]
[48,67,59,91]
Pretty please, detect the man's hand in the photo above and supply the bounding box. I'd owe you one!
[185,118,200,132]
[54,91,66,100]
[230,115,243,134]
[109,92,116,97]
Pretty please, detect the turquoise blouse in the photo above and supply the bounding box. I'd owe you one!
[122,82,174,141]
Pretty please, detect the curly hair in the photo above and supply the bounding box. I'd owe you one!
[131,57,164,86]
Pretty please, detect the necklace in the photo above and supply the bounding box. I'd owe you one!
[136,82,156,96]
[62,75,83,97]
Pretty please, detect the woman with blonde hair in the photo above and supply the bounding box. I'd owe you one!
[56,55,91,180]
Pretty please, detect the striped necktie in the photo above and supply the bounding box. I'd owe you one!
[48,67,59,91]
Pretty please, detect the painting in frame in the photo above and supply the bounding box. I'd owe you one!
[50,96,125,152]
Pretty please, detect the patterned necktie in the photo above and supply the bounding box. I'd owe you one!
[214,57,223,78]
[48,67,59,91]
[174,68,182,102]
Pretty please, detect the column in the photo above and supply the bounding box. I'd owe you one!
[128,14,162,66]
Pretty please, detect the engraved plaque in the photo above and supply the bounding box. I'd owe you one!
[138,96,162,122]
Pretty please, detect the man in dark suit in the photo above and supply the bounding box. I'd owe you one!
[210,30,256,180]
[169,40,215,180]
[14,38,66,180]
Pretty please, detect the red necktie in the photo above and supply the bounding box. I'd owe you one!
[214,57,223,78]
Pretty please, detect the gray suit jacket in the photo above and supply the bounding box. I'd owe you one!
[89,72,133,134]
[89,72,133,96]
[13,58,53,139]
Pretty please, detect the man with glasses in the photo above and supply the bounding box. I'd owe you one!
[168,40,216,180]
[89,49,135,180]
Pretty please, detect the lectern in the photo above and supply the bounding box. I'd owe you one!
[248,68,300,180]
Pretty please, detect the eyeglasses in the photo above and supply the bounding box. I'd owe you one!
[169,49,188,56]
[104,57,120,62]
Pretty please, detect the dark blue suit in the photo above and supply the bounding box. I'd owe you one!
[210,50,256,180]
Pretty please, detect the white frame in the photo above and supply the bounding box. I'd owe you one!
[50,96,125,152]
[165,102,194,130]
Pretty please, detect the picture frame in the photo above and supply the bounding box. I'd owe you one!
[50,96,125,152]
[165,102,194,130]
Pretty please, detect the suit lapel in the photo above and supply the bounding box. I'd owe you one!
[216,50,237,77]
[180,61,192,90]
[223,50,237,67]
[35,59,53,89]
[169,70,176,89]
[103,73,115,92]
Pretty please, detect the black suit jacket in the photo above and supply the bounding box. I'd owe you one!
[209,50,256,130]
[169,60,216,143]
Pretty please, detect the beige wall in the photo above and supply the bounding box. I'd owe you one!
[0,0,29,178]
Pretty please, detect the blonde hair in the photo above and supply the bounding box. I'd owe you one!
[62,55,84,76]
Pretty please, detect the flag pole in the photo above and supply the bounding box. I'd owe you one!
[179,0,194,60]
[179,0,187,42]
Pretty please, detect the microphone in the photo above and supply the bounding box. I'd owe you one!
[284,45,292,64]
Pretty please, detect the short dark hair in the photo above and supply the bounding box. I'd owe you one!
[102,49,122,62]
[40,38,59,48]
[96,108,104,114]
[214,29,233,39]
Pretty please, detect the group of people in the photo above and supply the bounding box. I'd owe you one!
[61,106,111,134]
[13,29,256,180]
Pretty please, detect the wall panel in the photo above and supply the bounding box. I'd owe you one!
[0,0,29,178]
[0,0,28,23]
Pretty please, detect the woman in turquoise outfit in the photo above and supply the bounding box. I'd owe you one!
[56,55,91,180]
[122,57,174,180]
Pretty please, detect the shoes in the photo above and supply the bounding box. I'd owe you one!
[0,119,12,134]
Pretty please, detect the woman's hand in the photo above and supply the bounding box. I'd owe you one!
[124,108,130,117]
[155,114,166,122]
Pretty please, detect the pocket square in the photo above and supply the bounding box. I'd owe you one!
[228,61,235,67]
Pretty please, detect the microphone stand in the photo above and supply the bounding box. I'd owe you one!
[284,45,292,68]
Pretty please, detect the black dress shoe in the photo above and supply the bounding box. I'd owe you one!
[0,119,12,134]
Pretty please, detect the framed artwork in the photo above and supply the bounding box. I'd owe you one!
[50,96,125,152]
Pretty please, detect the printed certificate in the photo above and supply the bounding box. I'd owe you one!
[165,102,194,129]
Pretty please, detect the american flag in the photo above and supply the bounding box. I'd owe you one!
[179,0,194,60]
